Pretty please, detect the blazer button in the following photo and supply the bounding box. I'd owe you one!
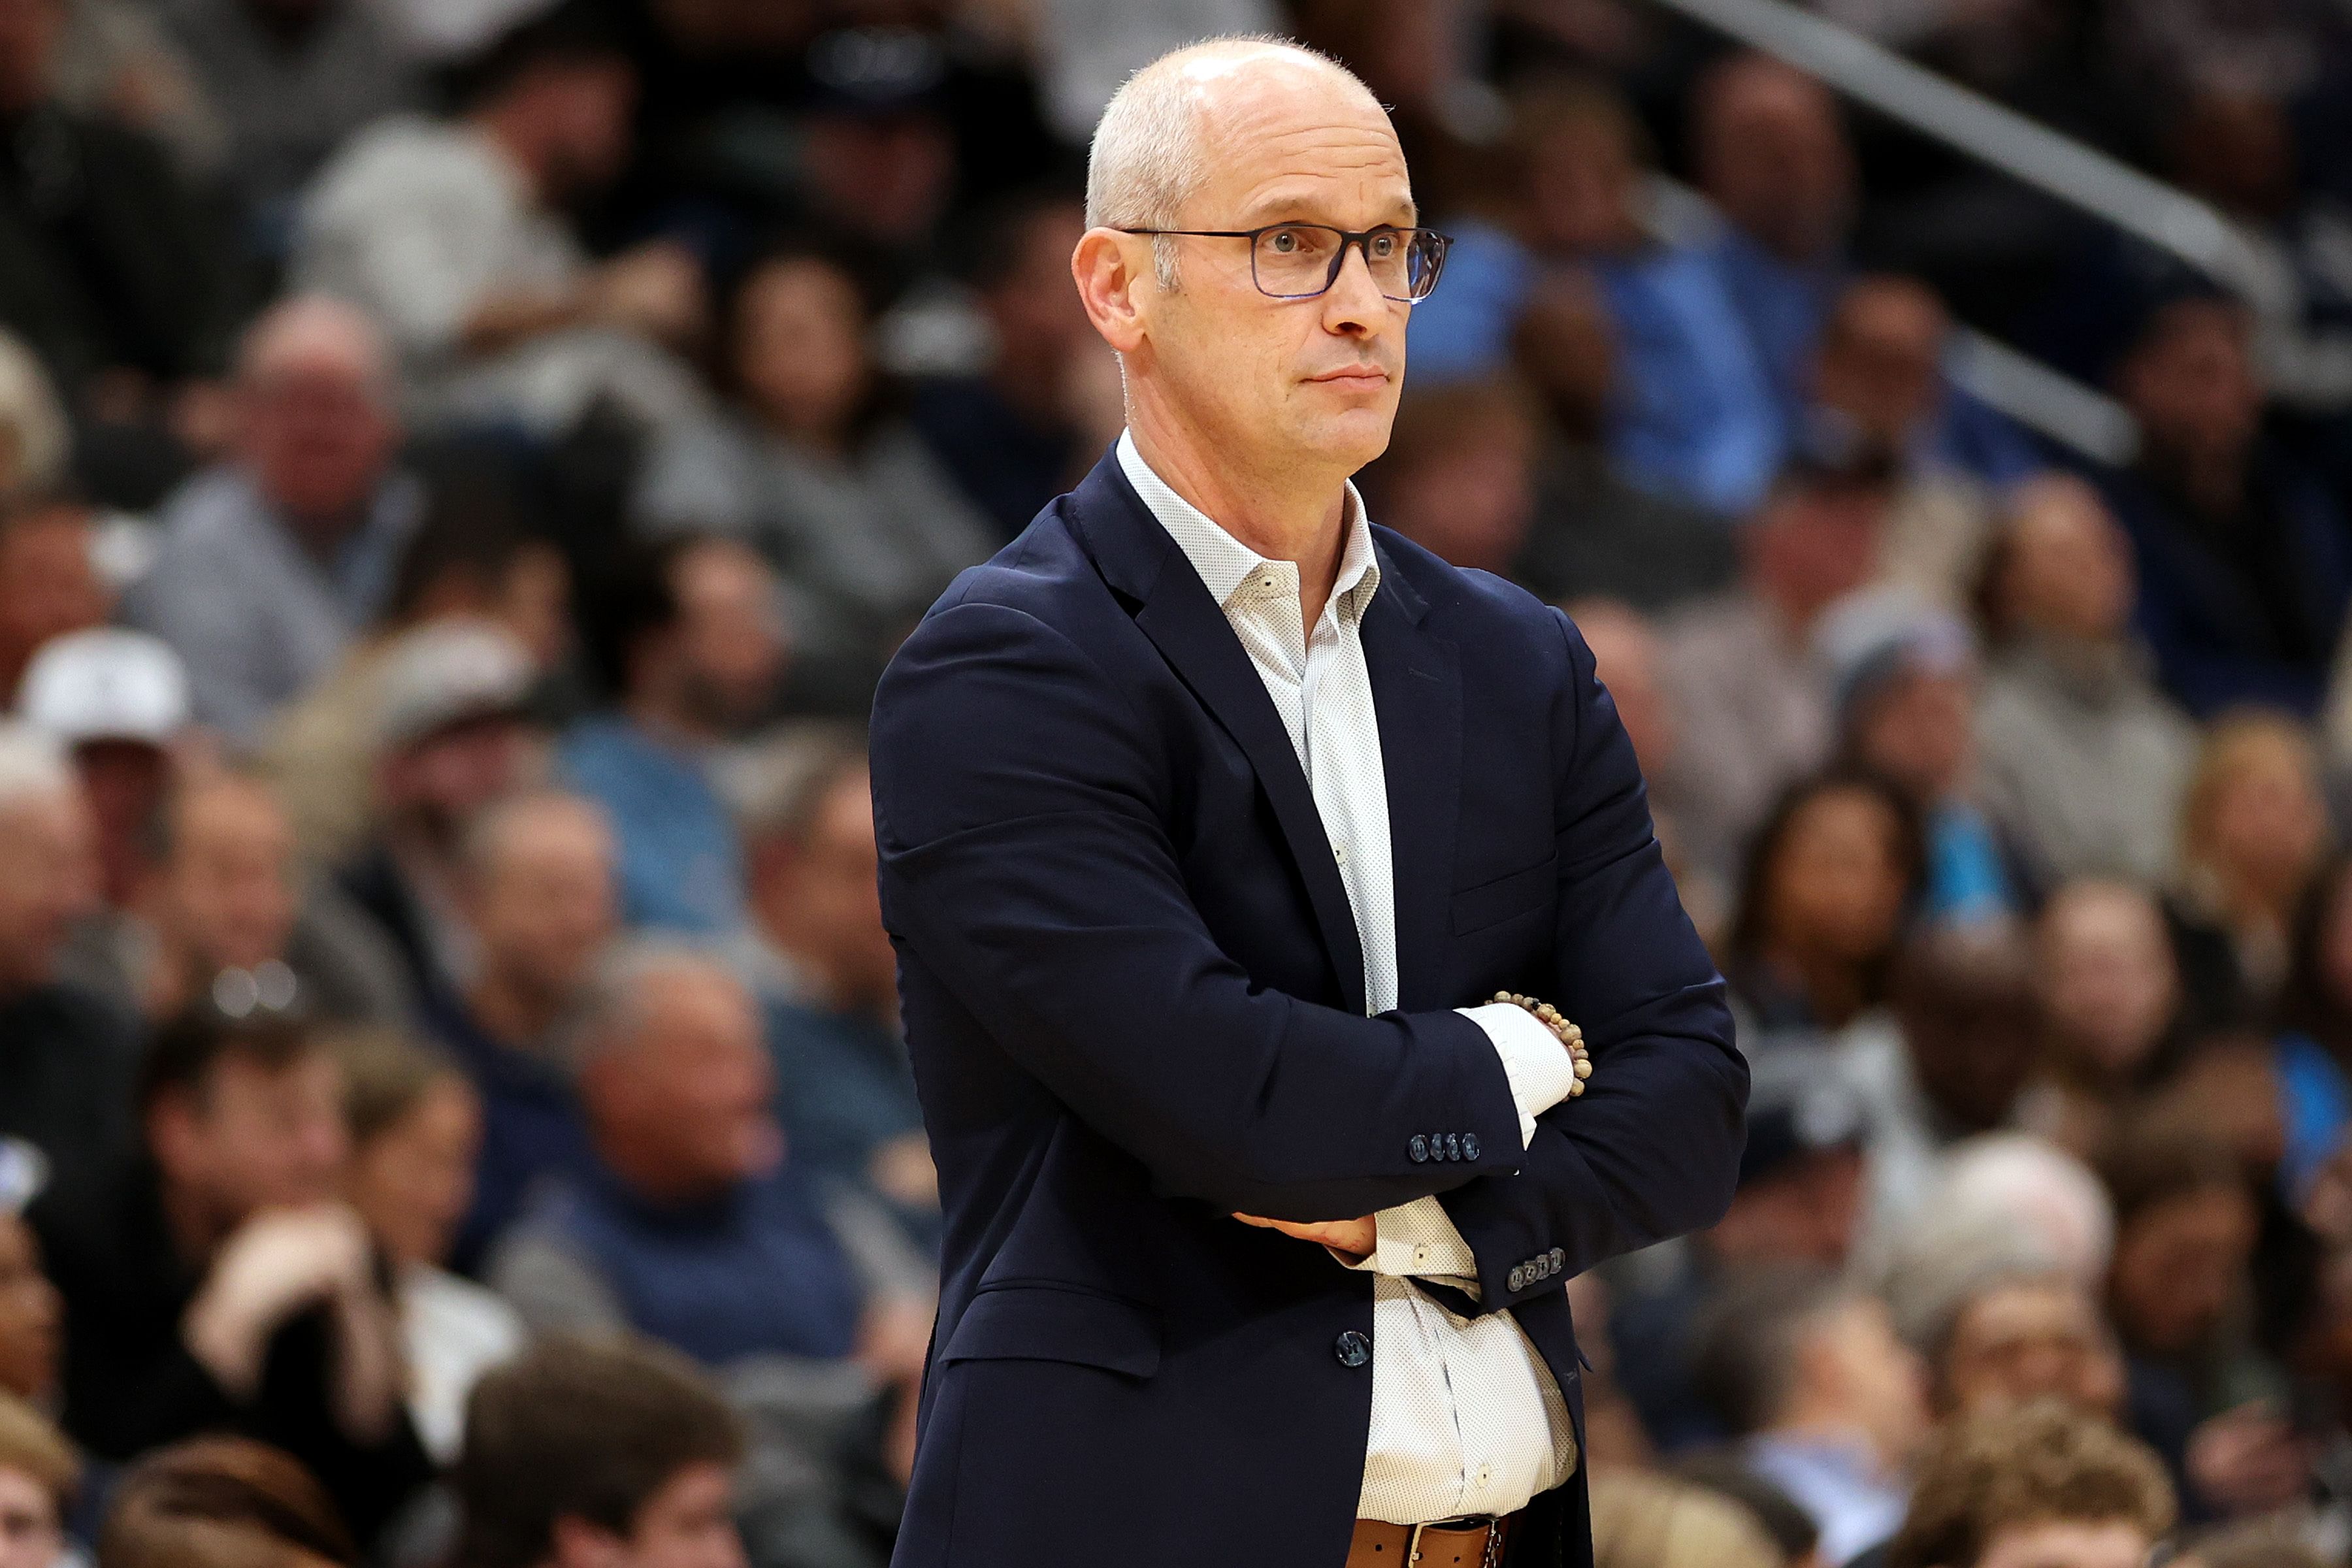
[1445,1133,1462,1162]
[1549,1247,1567,1274]
[1333,1330,1371,1368]
[1408,1135,1429,1164]
[1462,1132,1480,1162]
[1507,1266,1527,1292]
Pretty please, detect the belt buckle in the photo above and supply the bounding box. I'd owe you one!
[1402,1518,1503,1567]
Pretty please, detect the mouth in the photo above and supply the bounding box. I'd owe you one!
[1307,367,1392,389]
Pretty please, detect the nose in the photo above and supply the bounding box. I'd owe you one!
[1318,240,1390,336]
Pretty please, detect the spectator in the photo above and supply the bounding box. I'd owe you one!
[1885,1401,2174,1568]
[1660,466,1890,880]
[96,1435,355,1568]
[1921,1137,2119,1298]
[1369,378,1541,580]
[293,4,706,436]
[2019,881,2191,1158]
[421,789,609,1269]
[122,297,423,740]
[16,627,186,917]
[561,535,781,935]
[339,1028,520,1465]
[1976,476,2198,890]
[1586,1469,1788,1568]
[1820,588,2016,925]
[0,724,137,1217]
[332,619,546,1002]
[0,1394,73,1568]
[1884,1235,2124,1422]
[635,246,990,715]
[2098,294,2352,718]
[1721,772,1925,1037]
[1696,1267,1929,1566]
[909,191,1094,542]
[2175,711,2331,1007]
[449,1335,746,1568]
[0,497,106,702]
[730,730,931,1234]
[0,1141,58,1405]
[151,0,416,250]
[37,1011,430,1547]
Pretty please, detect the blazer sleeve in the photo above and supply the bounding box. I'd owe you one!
[1435,606,1748,1311]
[870,596,1526,1222]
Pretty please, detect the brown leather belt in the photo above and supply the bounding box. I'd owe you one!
[1346,1514,1515,1567]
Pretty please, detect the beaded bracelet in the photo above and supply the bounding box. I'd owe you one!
[1492,991,1593,1097]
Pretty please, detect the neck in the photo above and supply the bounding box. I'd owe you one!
[1126,400,1352,629]
[468,966,567,1048]
[1763,943,1867,1028]
[625,692,719,749]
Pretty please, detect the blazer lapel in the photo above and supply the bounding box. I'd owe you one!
[1064,452,1369,1017]
[1361,542,1461,1014]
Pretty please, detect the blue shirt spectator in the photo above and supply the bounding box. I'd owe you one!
[559,716,745,937]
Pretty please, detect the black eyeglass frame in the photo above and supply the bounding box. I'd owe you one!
[1113,223,1454,302]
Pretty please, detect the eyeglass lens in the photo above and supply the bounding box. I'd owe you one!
[1251,226,1444,301]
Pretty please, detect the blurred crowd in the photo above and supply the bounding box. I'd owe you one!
[3,0,2352,1565]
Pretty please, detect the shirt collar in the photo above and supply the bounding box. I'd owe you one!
[1116,429,1382,623]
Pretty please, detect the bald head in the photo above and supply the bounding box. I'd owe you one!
[236,295,393,396]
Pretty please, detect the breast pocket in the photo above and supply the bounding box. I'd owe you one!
[1451,855,1557,937]
[941,1284,1162,1380]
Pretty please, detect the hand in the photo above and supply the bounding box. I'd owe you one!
[589,240,708,348]
[183,1205,373,1396]
[1233,1213,1377,1258]
[2186,1402,2312,1516]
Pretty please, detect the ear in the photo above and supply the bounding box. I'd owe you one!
[1072,227,1152,356]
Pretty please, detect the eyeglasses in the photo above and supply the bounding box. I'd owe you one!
[1116,223,1453,302]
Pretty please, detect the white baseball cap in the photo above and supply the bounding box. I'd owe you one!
[17,627,191,746]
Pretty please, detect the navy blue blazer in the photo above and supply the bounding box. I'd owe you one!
[869,450,1746,1567]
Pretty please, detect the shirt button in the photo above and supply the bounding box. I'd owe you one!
[1331,841,1348,866]
[1474,1463,1492,1490]
[1412,1245,1429,1268]
[1408,1134,1429,1164]
[1333,1330,1371,1368]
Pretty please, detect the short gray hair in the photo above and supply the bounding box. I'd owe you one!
[566,939,747,1074]
[1085,35,1373,289]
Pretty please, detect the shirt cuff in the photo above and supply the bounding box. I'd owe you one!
[1456,1002,1577,1148]
[1333,1196,1482,1282]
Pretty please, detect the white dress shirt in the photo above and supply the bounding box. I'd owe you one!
[1117,432,1583,1525]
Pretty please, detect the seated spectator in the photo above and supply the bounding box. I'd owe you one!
[1586,1468,1788,1568]
[909,191,1093,543]
[37,1011,430,1547]
[1884,1235,2123,1423]
[730,730,931,1235]
[294,5,706,436]
[2174,711,2331,1008]
[423,789,612,1269]
[266,475,564,867]
[1695,1267,1929,1565]
[1367,380,1540,584]
[1886,1401,2173,1568]
[1976,477,2198,890]
[1660,466,1890,882]
[0,496,106,702]
[0,1394,74,1568]
[449,1336,746,1568]
[1820,589,2017,925]
[16,628,185,920]
[151,0,416,253]
[635,246,991,715]
[332,619,546,1002]
[0,725,138,1217]
[97,1435,355,1568]
[2097,293,2352,719]
[112,771,409,1026]
[561,535,783,935]
[339,1029,521,1465]
[488,947,928,1560]
[1921,1137,2118,1298]
[2019,881,2193,1157]
[122,297,423,740]
[0,1140,58,1405]
[1720,772,1924,1038]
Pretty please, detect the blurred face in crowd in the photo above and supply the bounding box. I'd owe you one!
[0,782,96,996]
[801,111,955,250]
[467,795,617,1010]
[2108,1180,2257,1358]
[1695,55,1854,264]
[554,1460,746,1568]
[1756,784,1910,972]
[1377,397,1536,576]
[1710,1147,1865,1269]
[1812,279,1948,450]
[150,1048,350,1232]
[1077,49,1415,489]
[1940,1277,2121,1420]
[0,0,61,119]
[750,767,894,1014]
[985,201,1092,378]
[1993,478,2135,644]
[238,306,400,531]
[0,1213,58,1402]
[507,56,638,204]
[348,1074,481,1270]
[0,504,106,683]
[1899,937,2041,1134]
[0,1462,60,1568]
[76,740,172,911]
[381,714,544,850]
[2119,300,2262,474]
[1794,1295,1931,1467]
[157,776,299,975]
[1746,481,1887,631]
[2036,881,2178,1083]
[2187,723,2328,915]
[584,963,781,1203]
[1572,602,1675,774]
[735,256,871,448]
[641,541,787,736]
[1850,661,1977,806]
[2174,88,2296,222]
[1972,1519,2155,1568]
[1522,95,1646,259]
